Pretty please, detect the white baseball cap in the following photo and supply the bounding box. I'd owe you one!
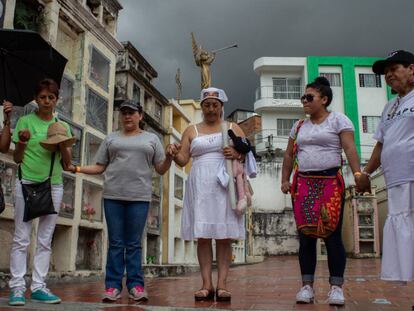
[200,87,228,104]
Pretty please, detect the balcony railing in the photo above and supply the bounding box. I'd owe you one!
[255,85,304,101]
[254,129,292,154]
[255,129,292,143]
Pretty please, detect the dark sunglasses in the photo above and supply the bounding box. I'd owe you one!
[300,94,315,103]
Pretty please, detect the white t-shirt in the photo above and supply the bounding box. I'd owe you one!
[289,111,354,171]
[373,89,414,188]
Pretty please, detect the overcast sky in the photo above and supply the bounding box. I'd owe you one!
[117,0,414,115]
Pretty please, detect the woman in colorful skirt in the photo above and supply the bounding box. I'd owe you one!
[281,77,362,306]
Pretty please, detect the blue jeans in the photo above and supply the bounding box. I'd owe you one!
[104,199,149,291]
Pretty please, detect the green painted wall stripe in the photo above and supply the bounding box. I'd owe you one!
[307,56,382,156]
[386,86,396,100]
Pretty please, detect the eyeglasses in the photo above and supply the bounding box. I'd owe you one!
[300,94,316,103]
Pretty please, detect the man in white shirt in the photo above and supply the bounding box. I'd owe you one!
[361,50,414,282]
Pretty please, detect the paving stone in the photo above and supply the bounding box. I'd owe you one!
[0,256,413,310]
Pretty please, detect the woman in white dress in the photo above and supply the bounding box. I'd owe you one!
[171,87,245,302]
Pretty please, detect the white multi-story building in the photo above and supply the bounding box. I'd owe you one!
[254,56,390,164]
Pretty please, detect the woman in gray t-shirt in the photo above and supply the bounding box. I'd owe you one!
[281,77,362,306]
[68,100,174,303]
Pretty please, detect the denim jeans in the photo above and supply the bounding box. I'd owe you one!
[104,199,149,291]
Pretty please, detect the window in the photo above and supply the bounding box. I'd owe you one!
[148,196,160,231]
[59,174,75,219]
[70,124,83,165]
[85,132,103,165]
[150,168,162,232]
[86,0,100,18]
[56,76,74,119]
[59,116,83,165]
[272,78,301,99]
[359,74,381,88]
[89,46,110,90]
[174,175,183,200]
[362,116,381,133]
[152,170,161,197]
[132,84,140,103]
[256,131,263,144]
[81,180,103,222]
[128,56,136,70]
[86,87,108,133]
[154,102,162,123]
[277,119,298,136]
[0,160,17,205]
[320,73,342,87]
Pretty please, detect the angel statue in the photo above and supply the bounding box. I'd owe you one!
[191,32,216,89]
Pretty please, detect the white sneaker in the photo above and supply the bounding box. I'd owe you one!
[327,285,345,305]
[296,285,314,304]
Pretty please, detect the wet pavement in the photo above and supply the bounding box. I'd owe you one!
[0,256,413,310]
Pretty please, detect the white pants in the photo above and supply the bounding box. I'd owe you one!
[381,182,414,281]
[9,180,63,291]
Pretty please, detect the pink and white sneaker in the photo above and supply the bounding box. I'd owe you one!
[129,285,148,302]
[102,288,121,302]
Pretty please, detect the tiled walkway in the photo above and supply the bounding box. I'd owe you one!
[0,256,413,310]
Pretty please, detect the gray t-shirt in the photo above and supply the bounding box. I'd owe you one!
[373,89,414,188]
[289,111,354,171]
[95,131,165,201]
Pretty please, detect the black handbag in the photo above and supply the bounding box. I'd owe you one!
[19,152,57,222]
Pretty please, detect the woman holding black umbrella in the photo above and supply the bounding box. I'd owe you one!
[8,79,73,306]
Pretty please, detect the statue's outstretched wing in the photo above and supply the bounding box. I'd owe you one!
[191,32,198,57]
[191,32,202,65]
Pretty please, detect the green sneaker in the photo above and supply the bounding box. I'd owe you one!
[9,288,26,306]
[30,288,61,304]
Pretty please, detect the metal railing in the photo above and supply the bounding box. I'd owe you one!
[254,129,293,144]
[255,85,304,101]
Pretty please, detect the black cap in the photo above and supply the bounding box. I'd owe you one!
[372,50,414,75]
[119,100,142,111]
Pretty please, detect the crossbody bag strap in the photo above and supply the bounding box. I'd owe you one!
[18,117,59,181]
[18,163,22,181]
[49,152,56,177]
[47,117,58,178]
[292,119,305,172]
[290,119,305,198]
[18,152,56,181]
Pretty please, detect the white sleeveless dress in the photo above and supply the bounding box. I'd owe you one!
[181,126,245,240]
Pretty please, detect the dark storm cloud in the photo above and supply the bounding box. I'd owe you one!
[117,0,414,115]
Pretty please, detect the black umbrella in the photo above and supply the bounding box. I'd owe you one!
[0,29,67,106]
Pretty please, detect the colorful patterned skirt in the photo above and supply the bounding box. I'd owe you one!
[291,167,344,238]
